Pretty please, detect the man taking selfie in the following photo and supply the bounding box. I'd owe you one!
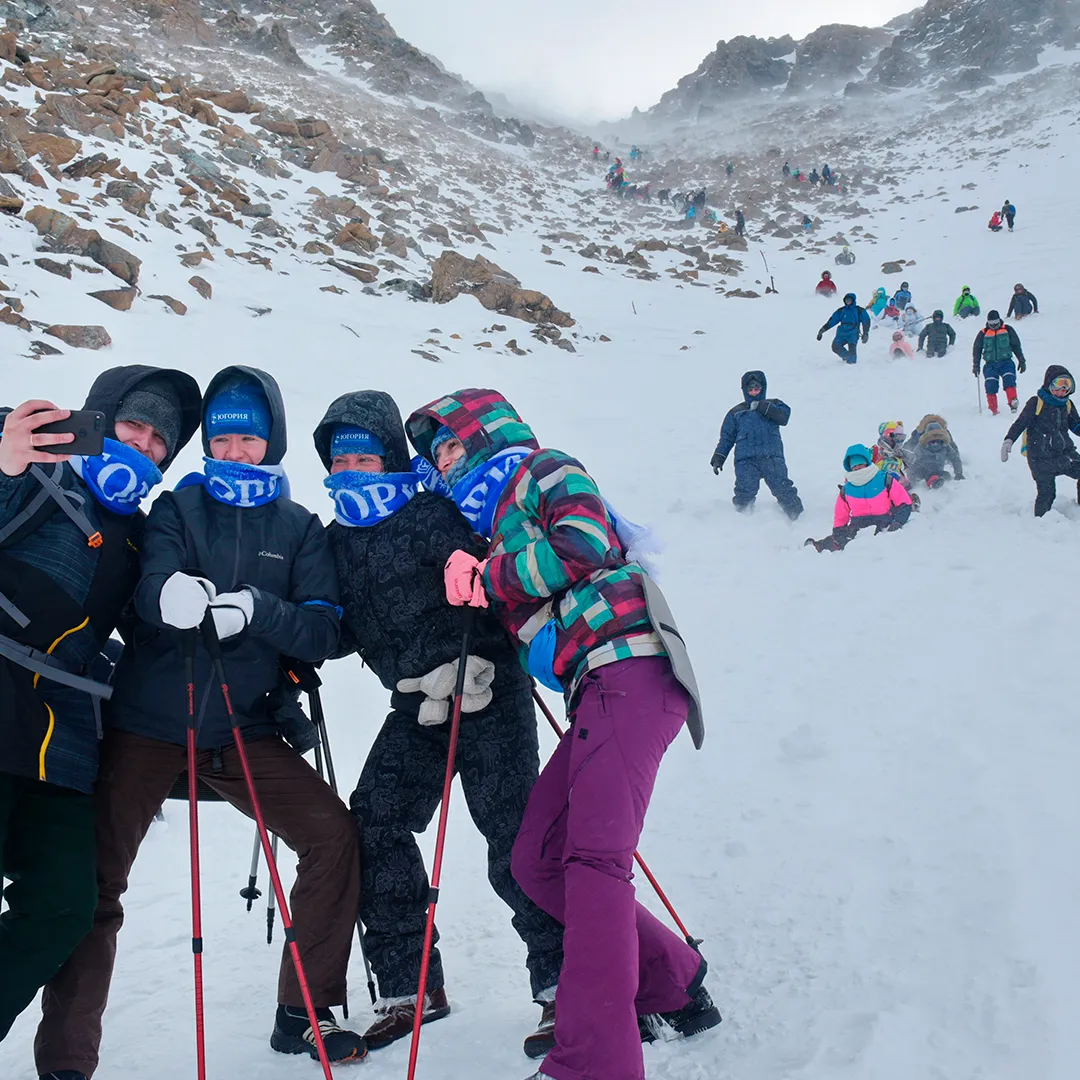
[0,367,200,1044]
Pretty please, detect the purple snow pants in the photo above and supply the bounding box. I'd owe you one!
[511,657,702,1080]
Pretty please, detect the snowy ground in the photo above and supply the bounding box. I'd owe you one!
[4,77,1080,1080]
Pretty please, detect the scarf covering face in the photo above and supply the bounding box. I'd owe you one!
[451,446,532,536]
[412,453,453,498]
[843,462,887,499]
[72,438,162,515]
[324,471,417,527]
[203,457,286,508]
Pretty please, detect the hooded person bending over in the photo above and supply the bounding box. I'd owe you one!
[917,310,956,357]
[34,367,366,1080]
[406,390,719,1080]
[1,367,199,1050]
[314,391,564,1060]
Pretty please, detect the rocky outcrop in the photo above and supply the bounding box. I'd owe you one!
[653,35,796,118]
[216,11,306,67]
[430,251,574,327]
[786,24,891,93]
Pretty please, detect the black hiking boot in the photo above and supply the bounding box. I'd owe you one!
[271,1004,368,1063]
[362,988,450,1051]
[639,959,722,1042]
[523,999,556,1059]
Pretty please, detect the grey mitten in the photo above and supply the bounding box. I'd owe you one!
[459,655,495,713]
[397,662,457,701]
[1001,439,1013,462]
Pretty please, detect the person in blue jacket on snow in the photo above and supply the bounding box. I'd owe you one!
[710,371,803,519]
[818,293,871,364]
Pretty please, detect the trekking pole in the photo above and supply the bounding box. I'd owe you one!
[308,684,377,1006]
[183,629,208,1080]
[760,250,776,294]
[530,687,702,948]
[266,834,279,944]
[240,831,262,911]
[406,608,474,1080]
[200,615,336,1080]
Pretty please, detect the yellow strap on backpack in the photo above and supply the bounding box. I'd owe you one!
[1021,398,1073,456]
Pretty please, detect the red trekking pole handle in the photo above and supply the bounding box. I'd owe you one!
[406,607,474,1080]
[530,686,702,948]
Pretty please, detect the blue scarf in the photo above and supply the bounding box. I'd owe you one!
[451,446,532,537]
[1038,388,1069,408]
[324,471,417,527]
[72,438,162,516]
[200,457,287,507]
[412,453,453,498]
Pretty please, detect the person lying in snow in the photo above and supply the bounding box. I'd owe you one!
[805,444,913,552]
[905,415,965,489]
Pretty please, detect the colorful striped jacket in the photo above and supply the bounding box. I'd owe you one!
[407,390,665,701]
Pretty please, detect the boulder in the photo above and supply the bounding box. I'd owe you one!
[188,275,212,299]
[333,220,379,255]
[329,258,379,284]
[105,180,150,216]
[714,231,748,251]
[35,257,72,278]
[149,294,188,315]
[0,119,45,188]
[89,287,137,311]
[20,132,81,167]
[881,260,906,274]
[45,325,113,350]
[429,252,574,327]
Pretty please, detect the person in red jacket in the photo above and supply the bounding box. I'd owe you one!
[815,270,837,296]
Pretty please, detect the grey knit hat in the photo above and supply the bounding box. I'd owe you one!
[115,375,183,460]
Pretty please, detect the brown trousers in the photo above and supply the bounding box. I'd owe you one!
[34,729,360,1078]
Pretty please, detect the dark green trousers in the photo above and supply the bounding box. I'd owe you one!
[0,772,97,1042]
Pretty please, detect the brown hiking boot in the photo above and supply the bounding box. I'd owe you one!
[523,1000,556,1059]
[363,988,450,1051]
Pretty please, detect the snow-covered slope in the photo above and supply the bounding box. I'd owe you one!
[3,17,1080,1080]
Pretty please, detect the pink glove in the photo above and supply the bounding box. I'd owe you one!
[445,550,489,608]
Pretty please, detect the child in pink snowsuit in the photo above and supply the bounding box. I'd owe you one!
[889,330,914,359]
[806,444,913,552]
[406,389,719,1080]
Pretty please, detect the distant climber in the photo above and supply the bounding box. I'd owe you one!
[973,310,1026,415]
[735,209,746,237]
[1006,283,1038,319]
[954,286,980,319]
[816,270,837,297]
[988,210,1003,232]
[917,311,956,357]
[889,330,914,359]
[1001,199,1016,231]
[818,293,871,364]
[835,246,855,266]
[782,161,791,178]
[892,281,912,310]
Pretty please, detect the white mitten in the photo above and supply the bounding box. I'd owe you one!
[417,697,451,727]
[461,655,495,697]
[209,589,254,639]
[460,686,494,714]
[397,662,457,701]
[159,573,214,629]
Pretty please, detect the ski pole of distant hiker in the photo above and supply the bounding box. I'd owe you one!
[183,628,208,1080]
[406,608,474,1080]
[530,687,702,948]
[200,614,337,1080]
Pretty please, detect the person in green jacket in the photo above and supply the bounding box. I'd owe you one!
[954,286,981,319]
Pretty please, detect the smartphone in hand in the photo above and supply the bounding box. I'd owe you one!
[35,410,106,456]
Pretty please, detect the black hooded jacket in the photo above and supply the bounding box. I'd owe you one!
[1005,365,1080,470]
[0,366,201,792]
[917,313,956,353]
[107,367,340,750]
[315,391,529,717]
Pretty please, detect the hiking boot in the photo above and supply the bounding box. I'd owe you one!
[523,1000,556,1059]
[1009,396,1020,413]
[524,1073,557,1079]
[363,988,450,1051]
[40,1073,89,1080]
[271,1004,368,1063]
[658,982,723,1038]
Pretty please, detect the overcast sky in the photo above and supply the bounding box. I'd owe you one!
[376,0,916,124]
